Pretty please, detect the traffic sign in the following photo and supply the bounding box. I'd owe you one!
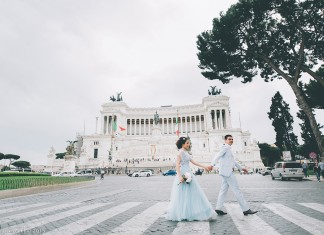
[309,152,317,159]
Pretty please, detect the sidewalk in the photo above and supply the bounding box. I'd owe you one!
[303,175,322,181]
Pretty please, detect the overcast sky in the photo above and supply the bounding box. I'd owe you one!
[0,0,323,165]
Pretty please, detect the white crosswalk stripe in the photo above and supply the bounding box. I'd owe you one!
[0,202,81,223]
[0,203,48,215]
[299,203,324,213]
[172,221,210,235]
[0,202,26,210]
[225,203,280,235]
[264,203,324,235]
[0,203,107,235]
[43,202,142,235]
[111,202,169,234]
[1,200,324,234]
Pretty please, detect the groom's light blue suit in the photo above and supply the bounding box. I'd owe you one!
[211,144,250,211]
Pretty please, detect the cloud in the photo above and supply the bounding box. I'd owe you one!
[0,0,322,165]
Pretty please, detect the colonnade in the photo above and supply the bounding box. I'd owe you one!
[103,109,230,136]
[125,115,205,136]
[210,109,229,130]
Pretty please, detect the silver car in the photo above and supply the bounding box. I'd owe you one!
[271,161,303,181]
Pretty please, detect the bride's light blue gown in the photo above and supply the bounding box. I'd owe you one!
[166,149,216,221]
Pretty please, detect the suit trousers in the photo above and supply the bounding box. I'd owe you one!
[216,173,250,211]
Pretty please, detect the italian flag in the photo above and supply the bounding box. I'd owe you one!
[112,120,117,132]
[175,117,179,136]
[119,126,126,131]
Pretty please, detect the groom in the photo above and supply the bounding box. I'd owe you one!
[207,135,258,216]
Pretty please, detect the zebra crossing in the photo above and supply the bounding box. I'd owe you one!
[0,201,323,234]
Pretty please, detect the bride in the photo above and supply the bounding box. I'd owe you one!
[166,137,216,221]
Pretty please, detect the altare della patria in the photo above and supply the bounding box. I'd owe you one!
[44,89,264,174]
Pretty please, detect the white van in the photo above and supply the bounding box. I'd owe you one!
[271,161,303,181]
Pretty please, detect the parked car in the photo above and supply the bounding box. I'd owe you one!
[240,169,253,175]
[261,167,273,176]
[163,170,177,176]
[271,161,303,181]
[60,171,77,177]
[76,169,93,176]
[130,170,152,177]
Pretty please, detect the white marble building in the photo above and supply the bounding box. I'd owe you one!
[45,95,264,173]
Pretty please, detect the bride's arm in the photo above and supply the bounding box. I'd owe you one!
[190,159,208,171]
[176,154,184,183]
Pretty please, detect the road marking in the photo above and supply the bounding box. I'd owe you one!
[0,202,81,223]
[111,202,169,234]
[225,203,280,235]
[43,202,142,235]
[264,203,324,235]
[0,203,107,234]
[0,203,48,215]
[299,203,324,213]
[172,221,210,235]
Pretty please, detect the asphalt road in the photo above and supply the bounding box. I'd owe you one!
[0,173,323,235]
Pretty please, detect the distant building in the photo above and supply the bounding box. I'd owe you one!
[45,95,264,173]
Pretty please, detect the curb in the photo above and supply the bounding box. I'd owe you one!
[0,179,98,200]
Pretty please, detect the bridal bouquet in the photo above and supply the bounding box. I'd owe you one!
[178,172,192,185]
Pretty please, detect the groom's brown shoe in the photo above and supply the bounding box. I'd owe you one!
[243,209,258,216]
[215,210,227,215]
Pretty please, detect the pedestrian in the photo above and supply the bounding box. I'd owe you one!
[314,163,321,182]
[302,162,308,178]
[100,169,105,180]
[166,137,216,221]
[318,160,324,179]
[207,135,258,216]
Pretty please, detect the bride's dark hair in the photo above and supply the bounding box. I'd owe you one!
[176,137,187,149]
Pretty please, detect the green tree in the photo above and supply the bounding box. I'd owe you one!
[268,92,299,157]
[300,67,324,110]
[0,152,4,161]
[55,153,66,159]
[197,0,324,158]
[3,154,20,167]
[258,143,281,166]
[12,160,31,170]
[297,108,322,157]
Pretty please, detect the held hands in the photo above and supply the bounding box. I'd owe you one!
[205,165,213,172]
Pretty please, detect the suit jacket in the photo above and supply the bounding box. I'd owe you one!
[211,144,242,177]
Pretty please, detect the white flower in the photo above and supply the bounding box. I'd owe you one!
[185,172,192,183]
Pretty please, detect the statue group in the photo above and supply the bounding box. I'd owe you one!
[208,86,222,95]
[66,140,77,155]
[110,92,123,102]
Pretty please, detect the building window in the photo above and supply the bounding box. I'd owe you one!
[244,142,247,146]
[94,141,99,145]
[203,143,205,148]
[94,149,98,158]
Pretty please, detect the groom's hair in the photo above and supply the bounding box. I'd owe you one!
[224,135,232,140]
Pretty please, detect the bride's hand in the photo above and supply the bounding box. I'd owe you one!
[178,176,184,183]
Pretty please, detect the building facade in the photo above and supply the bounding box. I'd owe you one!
[45,95,264,173]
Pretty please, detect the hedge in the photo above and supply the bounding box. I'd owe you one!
[0,176,94,190]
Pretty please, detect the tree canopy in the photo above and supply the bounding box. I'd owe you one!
[12,161,31,169]
[297,107,322,157]
[258,143,281,166]
[3,154,20,167]
[197,0,324,156]
[268,92,299,157]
